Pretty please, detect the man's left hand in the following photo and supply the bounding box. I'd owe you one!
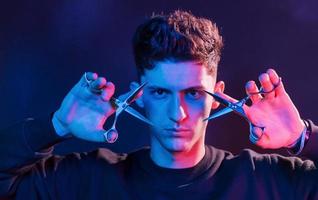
[218,69,305,149]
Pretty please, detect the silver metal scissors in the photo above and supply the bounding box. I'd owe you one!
[84,73,155,143]
[203,91,255,124]
[203,79,281,142]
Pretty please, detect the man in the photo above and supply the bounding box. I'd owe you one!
[0,10,317,199]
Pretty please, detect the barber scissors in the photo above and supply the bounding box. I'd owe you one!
[203,79,281,143]
[84,73,155,143]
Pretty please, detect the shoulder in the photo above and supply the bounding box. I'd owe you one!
[93,148,128,164]
[47,148,129,172]
[228,148,316,172]
[205,145,316,172]
[80,147,149,167]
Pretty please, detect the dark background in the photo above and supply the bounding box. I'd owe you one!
[0,0,317,155]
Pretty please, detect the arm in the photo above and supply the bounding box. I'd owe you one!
[0,72,136,197]
[0,115,65,196]
[0,71,116,173]
[0,116,122,198]
[218,69,317,160]
[244,148,318,198]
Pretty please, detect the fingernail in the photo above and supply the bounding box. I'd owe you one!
[246,81,254,89]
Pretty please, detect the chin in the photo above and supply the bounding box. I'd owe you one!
[163,138,192,153]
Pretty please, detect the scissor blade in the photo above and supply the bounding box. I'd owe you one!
[203,107,233,121]
[124,106,156,127]
[204,90,231,107]
[125,82,147,104]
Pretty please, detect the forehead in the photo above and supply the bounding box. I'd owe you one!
[141,61,216,90]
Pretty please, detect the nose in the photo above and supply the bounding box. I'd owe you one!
[168,95,187,123]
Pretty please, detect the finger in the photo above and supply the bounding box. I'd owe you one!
[101,82,115,101]
[266,68,280,85]
[79,72,97,87]
[89,77,107,93]
[85,72,98,82]
[245,81,262,104]
[249,125,263,143]
[258,73,275,99]
[266,68,286,97]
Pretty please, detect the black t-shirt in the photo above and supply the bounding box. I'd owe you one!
[1,117,318,199]
[23,146,316,200]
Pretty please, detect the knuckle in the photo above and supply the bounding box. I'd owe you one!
[97,77,107,84]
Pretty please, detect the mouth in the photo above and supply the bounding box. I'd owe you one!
[163,128,191,137]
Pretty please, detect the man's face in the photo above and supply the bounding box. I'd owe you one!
[138,60,223,153]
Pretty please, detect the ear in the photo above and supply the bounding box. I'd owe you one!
[211,81,225,109]
[130,81,144,108]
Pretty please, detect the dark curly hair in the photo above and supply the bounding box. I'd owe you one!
[132,10,223,77]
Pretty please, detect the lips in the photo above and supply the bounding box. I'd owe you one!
[164,128,190,132]
[163,127,191,137]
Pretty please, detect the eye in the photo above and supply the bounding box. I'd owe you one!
[150,88,168,99]
[186,89,203,100]
[155,89,165,95]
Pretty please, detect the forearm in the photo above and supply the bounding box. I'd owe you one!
[0,114,67,171]
[26,113,69,152]
[0,114,69,196]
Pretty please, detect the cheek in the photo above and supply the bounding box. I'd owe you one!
[143,99,166,121]
[186,100,211,136]
[187,99,211,120]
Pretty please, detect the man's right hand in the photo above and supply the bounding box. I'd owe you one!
[52,72,116,142]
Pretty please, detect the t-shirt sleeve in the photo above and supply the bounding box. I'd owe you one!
[0,115,66,172]
[0,115,124,199]
[244,149,318,199]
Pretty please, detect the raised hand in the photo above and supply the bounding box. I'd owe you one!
[215,69,305,149]
[244,69,305,149]
[53,72,116,142]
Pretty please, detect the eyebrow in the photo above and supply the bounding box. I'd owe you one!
[184,86,206,91]
[147,85,206,92]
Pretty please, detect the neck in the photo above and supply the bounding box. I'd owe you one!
[150,137,206,169]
